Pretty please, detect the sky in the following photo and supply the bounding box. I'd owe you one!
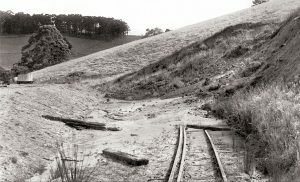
[0,0,253,35]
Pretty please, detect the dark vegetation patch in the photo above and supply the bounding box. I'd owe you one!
[0,10,129,40]
[0,66,11,84]
[212,84,300,181]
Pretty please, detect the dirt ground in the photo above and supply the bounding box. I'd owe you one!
[0,83,228,181]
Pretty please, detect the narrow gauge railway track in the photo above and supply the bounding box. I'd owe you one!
[167,125,246,182]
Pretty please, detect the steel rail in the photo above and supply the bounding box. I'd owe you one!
[204,130,228,182]
[176,125,186,182]
[168,125,184,182]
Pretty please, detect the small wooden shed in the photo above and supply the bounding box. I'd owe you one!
[17,73,33,84]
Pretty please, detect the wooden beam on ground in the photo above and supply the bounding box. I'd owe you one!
[102,148,149,166]
[42,115,107,130]
[187,124,230,131]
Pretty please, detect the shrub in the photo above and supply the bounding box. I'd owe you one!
[0,69,11,84]
[212,84,300,181]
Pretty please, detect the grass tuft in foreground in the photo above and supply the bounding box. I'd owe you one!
[49,143,98,182]
[212,83,300,181]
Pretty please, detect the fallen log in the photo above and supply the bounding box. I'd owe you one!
[102,148,149,166]
[187,124,231,131]
[42,115,106,130]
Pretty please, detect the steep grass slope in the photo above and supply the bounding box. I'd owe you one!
[32,0,300,83]
[0,35,140,70]
[103,22,277,99]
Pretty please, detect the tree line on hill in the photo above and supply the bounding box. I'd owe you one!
[143,28,171,38]
[252,0,269,6]
[0,10,129,40]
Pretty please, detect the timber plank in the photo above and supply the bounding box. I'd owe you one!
[187,124,230,131]
[102,148,149,166]
[42,115,107,130]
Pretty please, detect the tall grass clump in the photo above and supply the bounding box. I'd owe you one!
[49,143,98,182]
[212,83,300,181]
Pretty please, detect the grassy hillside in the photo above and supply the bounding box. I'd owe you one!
[0,35,141,70]
[32,0,300,83]
[102,22,277,99]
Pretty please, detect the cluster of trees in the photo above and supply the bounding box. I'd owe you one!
[12,25,72,75]
[143,28,171,38]
[0,10,13,34]
[0,10,129,40]
[252,0,269,6]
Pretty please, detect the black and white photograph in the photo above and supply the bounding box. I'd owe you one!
[0,0,300,181]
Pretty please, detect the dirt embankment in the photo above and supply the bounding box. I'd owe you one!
[253,14,300,84]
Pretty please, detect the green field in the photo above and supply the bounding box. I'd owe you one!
[0,35,141,70]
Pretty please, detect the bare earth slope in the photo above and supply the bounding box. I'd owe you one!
[33,0,300,83]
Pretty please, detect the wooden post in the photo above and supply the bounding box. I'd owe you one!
[244,146,256,177]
